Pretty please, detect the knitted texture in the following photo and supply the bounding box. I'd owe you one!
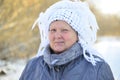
[32,0,102,65]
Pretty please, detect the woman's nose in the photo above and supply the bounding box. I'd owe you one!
[54,31,62,39]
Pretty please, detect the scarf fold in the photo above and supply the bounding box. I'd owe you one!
[43,43,83,66]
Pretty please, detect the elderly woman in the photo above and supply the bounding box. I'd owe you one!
[19,0,114,80]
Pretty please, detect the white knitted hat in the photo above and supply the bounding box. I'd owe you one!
[32,0,102,65]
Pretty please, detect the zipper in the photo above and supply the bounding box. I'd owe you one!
[54,66,60,80]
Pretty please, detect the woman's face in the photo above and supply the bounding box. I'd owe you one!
[49,20,78,54]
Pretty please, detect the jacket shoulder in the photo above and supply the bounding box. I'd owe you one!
[96,60,114,80]
[25,56,44,70]
[19,56,44,80]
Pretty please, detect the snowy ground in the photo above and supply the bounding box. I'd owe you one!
[0,59,26,80]
[0,37,120,80]
[94,37,120,80]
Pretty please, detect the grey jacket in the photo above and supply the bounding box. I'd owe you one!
[19,43,114,80]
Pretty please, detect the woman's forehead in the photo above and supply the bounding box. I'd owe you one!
[50,20,70,27]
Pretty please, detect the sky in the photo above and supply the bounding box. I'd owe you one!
[88,0,120,14]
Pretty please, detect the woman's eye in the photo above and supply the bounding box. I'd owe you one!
[49,29,56,32]
[62,29,68,32]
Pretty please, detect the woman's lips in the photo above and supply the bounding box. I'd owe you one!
[54,41,64,45]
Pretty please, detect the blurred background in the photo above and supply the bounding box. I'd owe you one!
[0,0,120,80]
